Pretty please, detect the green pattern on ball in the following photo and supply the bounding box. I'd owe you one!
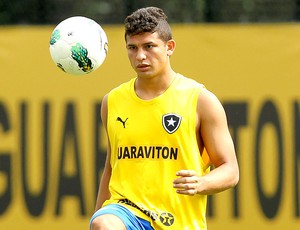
[71,43,93,72]
[49,29,60,45]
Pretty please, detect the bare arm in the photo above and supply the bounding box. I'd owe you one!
[94,94,112,211]
[173,88,239,195]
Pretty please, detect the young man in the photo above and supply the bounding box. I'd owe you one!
[90,6,239,230]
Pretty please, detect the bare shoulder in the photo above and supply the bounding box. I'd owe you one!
[101,94,109,112]
[197,88,227,121]
[101,94,109,127]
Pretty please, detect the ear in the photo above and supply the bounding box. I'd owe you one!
[166,39,176,56]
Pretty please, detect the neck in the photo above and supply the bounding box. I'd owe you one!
[134,70,177,100]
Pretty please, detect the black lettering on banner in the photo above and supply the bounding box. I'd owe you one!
[55,103,85,215]
[206,101,248,218]
[94,102,106,204]
[255,100,283,219]
[293,101,300,217]
[0,102,12,215]
[20,102,49,216]
[224,102,248,217]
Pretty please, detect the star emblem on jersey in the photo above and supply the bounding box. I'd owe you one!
[159,212,175,226]
[162,113,182,134]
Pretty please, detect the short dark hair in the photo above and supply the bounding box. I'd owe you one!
[124,7,172,42]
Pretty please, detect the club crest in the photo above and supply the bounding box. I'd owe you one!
[162,113,182,134]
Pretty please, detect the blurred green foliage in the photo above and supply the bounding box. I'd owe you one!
[0,0,299,25]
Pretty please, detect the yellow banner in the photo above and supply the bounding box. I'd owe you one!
[0,24,300,229]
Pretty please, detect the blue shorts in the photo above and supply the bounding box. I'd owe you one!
[90,204,154,230]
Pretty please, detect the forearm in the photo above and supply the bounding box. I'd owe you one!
[198,162,239,195]
[95,187,110,211]
[173,163,239,196]
[94,167,111,211]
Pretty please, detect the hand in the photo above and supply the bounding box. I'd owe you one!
[173,170,201,196]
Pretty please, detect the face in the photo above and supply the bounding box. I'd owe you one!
[126,32,175,78]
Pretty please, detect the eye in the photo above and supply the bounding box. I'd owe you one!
[127,45,136,50]
[146,44,154,49]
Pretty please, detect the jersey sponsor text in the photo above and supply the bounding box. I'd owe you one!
[117,146,178,160]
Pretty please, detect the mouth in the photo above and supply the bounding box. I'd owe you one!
[137,63,150,71]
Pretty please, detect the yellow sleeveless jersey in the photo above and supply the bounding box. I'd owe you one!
[103,74,210,229]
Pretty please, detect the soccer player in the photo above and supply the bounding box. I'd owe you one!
[90,6,239,230]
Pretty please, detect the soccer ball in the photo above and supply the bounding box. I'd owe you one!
[49,16,108,75]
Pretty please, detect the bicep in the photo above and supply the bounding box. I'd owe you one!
[198,90,236,168]
[100,94,112,173]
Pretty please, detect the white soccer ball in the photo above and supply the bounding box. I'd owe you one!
[49,16,108,75]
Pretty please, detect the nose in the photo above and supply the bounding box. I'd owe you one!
[136,49,146,62]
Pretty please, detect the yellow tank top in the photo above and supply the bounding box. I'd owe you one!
[104,74,210,229]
